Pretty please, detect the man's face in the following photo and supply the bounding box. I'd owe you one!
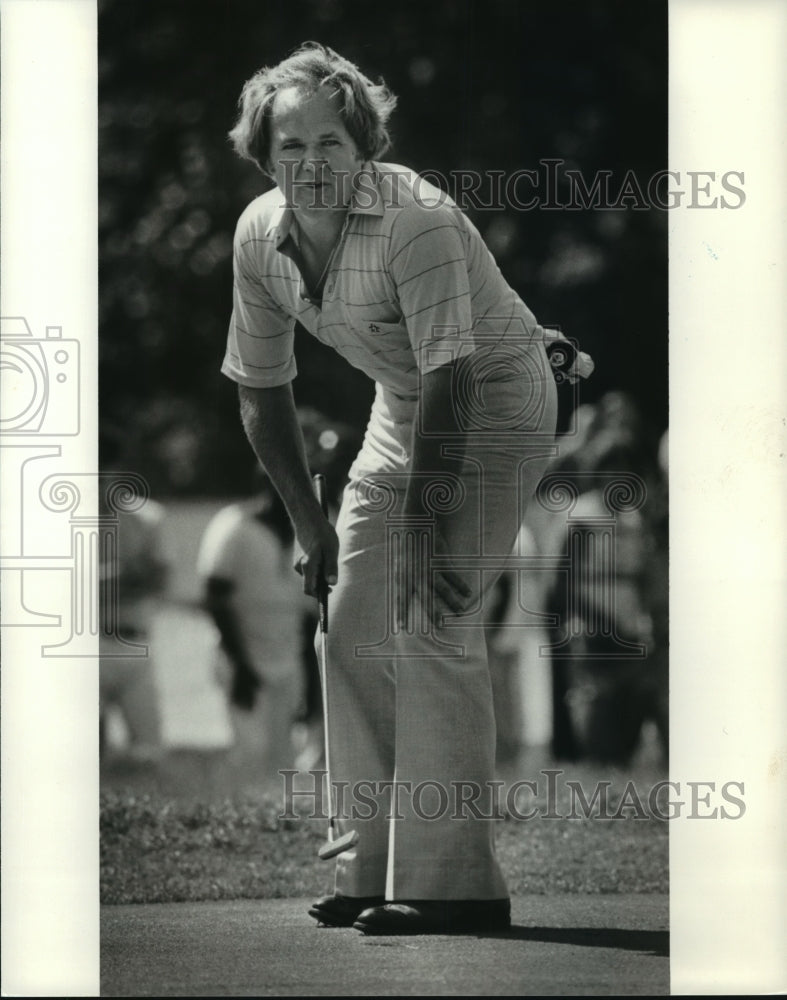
[268,85,364,213]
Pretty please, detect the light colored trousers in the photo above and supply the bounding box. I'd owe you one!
[323,346,557,901]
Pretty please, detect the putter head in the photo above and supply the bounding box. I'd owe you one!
[318,828,359,860]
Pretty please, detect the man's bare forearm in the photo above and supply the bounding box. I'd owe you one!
[238,384,321,532]
[238,383,338,592]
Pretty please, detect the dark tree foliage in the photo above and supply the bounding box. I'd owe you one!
[99,0,667,496]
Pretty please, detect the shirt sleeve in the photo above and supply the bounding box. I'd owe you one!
[221,225,298,388]
[387,200,477,374]
[197,507,243,582]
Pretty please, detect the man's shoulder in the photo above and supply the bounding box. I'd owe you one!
[202,502,247,545]
[374,162,458,211]
[373,162,464,240]
[234,187,287,245]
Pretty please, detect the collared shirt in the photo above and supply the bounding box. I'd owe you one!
[222,162,542,399]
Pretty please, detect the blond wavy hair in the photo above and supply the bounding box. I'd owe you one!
[228,42,398,175]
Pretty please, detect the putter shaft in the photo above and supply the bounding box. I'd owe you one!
[313,473,358,860]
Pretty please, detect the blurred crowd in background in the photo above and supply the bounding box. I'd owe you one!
[98,0,668,791]
[100,396,669,791]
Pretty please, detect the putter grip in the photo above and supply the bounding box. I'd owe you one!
[313,473,329,634]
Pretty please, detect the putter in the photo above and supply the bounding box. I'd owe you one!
[313,473,359,861]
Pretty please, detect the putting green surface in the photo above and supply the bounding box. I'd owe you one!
[101,896,670,996]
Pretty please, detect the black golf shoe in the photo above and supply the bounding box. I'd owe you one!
[353,898,511,935]
[308,893,386,927]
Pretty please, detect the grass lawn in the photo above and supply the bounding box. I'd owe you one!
[101,748,668,904]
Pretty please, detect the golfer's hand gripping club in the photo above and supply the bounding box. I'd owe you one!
[312,474,359,861]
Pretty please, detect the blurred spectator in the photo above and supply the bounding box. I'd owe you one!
[490,520,552,765]
[487,403,600,764]
[196,410,363,794]
[545,392,668,764]
[465,394,669,770]
[197,469,308,795]
[642,427,669,762]
[99,483,168,766]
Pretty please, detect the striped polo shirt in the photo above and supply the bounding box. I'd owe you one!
[222,162,543,399]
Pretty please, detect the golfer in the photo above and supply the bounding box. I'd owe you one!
[223,42,591,934]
